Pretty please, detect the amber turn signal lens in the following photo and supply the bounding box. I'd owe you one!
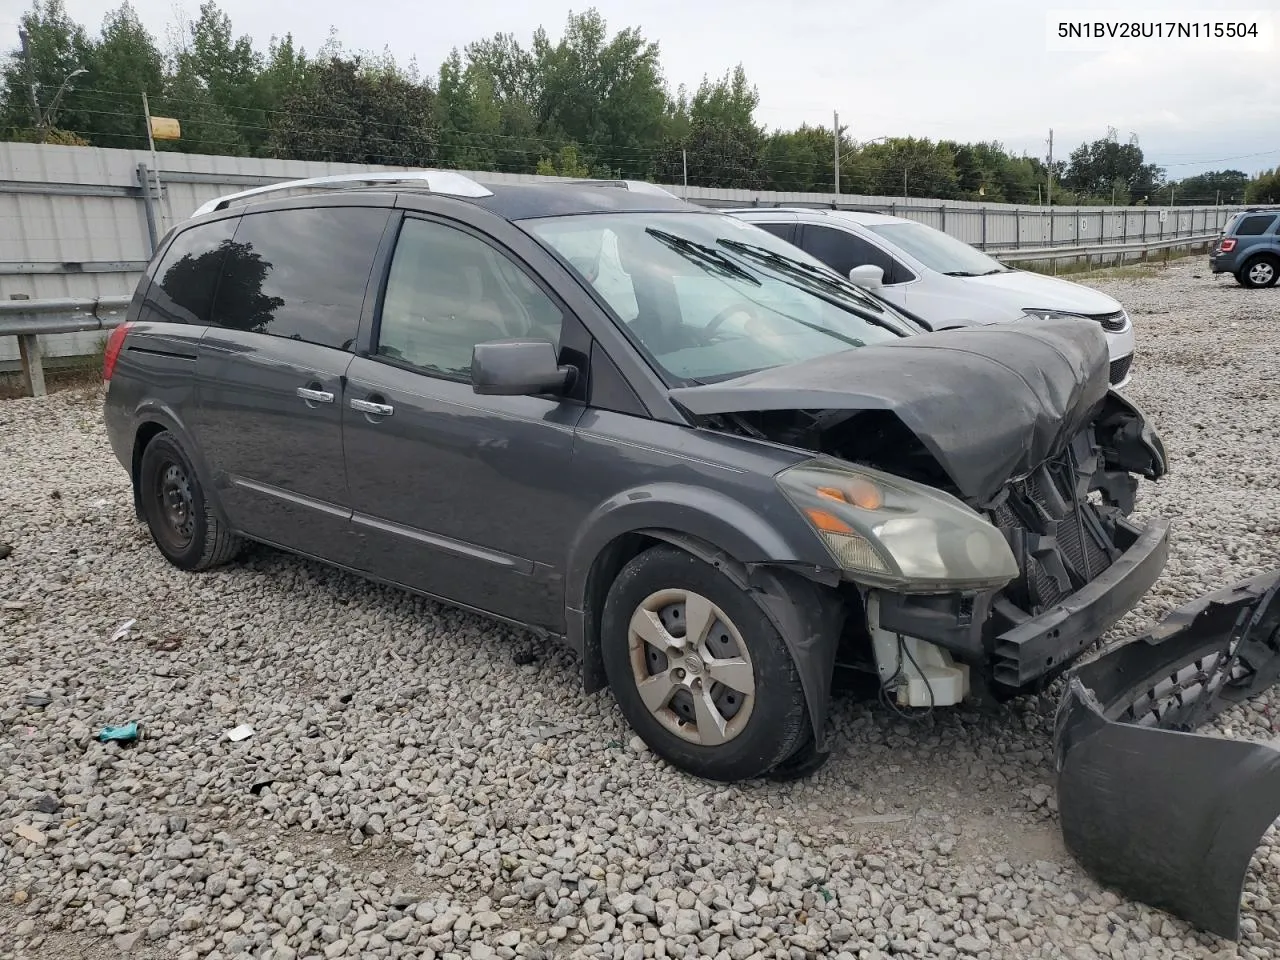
[815,479,883,510]
[803,508,854,534]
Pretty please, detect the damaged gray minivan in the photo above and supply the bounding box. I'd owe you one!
[103,173,1171,783]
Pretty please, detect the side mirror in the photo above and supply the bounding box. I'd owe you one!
[471,339,576,397]
[848,264,885,289]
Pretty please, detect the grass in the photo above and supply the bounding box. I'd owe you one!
[0,334,107,401]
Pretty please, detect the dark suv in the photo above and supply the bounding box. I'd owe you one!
[103,172,1171,782]
[1210,208,1280,288]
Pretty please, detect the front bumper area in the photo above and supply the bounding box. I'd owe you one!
[1054,569,1280,939]
[991,517,1170,689]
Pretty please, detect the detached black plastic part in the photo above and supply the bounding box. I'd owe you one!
[1055,570,1280,940]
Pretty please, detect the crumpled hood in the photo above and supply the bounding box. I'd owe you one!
[670,317,1112,504]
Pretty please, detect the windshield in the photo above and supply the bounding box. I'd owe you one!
[865,221,1010,277]
[525,212,917,383]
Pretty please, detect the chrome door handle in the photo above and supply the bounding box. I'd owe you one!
[350,398,394,417]
[296,386,334,403]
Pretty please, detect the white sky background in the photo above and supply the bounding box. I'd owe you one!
[12,0,1280,179]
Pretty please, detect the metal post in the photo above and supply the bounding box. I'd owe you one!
[137,162,158,254]
[18,28,43,139]
[939,204,946,234]
[681,149,687,199]
[981,207,987,248]
[1046,128,1053,207]
[833,110,840,196]
[141,93,167,231]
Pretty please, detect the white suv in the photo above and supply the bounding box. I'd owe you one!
[730,208,1136,388]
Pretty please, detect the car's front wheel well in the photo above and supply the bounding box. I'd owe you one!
[582,532,666,693]
[131,421,169,517]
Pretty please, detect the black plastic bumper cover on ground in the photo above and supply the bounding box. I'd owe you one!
[1054,569,1280,939]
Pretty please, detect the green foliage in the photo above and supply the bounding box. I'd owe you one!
[1244,169,1279,205]
[3,1,1274,204]
[267,55,437,165]
[535,144,592,178]
[1062,127,1163,202]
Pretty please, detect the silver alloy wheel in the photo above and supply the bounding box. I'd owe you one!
[627,588,756,746]
[1249,260,1276,286]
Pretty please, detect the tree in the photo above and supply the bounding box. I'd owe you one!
[0,0,92,142]
[267,55,436,166]
[172,2,264,150]
[81,3,164,149]
[760,125,837,192]
[535,143,592,178]
[1245,168,1280,205]
[654,119,763,190]
[530,10,667,178]
[860,137,960,199]
[1163,169,1250,205]
[1063,128,1165,203]
[437,48,501,170]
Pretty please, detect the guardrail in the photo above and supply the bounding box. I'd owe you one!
[1,295,130,397]
[987,233,1218,264]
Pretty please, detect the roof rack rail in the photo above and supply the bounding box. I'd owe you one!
[190,170,493,218]
[576,179,679,198]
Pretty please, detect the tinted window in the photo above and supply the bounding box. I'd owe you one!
[144,218,238,324]
[377,217,564,379]
[1235,214,1277,236]
[210,207,390,350]
[754,221,796,243]
[801,224,915,284]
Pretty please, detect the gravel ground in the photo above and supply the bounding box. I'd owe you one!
[1,256,1278,960]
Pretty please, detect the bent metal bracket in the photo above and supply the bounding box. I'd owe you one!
[1054,569,1280,939]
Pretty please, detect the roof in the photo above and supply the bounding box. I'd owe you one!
[191,170,703,224]
[468,182,701,220]
[730,206,910,227]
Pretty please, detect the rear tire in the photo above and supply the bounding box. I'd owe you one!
[138,432,241,571]
[601,545,810,782]
[1236,254,1279,289]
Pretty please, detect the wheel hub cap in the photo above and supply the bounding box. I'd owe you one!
[627,588,757,746]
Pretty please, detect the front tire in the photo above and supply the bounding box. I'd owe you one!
[138,432,241,571]
[1237,255,1279,289]
[601,546,810,782]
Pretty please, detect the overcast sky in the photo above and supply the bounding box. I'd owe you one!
[14,0,1280,179]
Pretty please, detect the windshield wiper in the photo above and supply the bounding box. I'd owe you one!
[645,228,760,285]
[715,238,912,336]
[716,238,884,308]
[942,270,981,277]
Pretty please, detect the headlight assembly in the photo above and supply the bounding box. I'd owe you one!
[777,458,1019,592]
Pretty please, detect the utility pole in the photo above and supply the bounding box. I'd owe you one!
[1046,128,1054,207]
[18,28,42,137]
[833,110,840,195]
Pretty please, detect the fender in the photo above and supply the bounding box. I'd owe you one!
[128,399,231,528]
[565,483,845,749]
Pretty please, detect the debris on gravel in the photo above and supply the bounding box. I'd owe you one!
[1,258,1278,959]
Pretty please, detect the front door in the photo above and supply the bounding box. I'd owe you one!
[193,205,391,563]
[342,214,586,629]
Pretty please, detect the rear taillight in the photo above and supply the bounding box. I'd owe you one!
[102,322,132,381]
[1220,238,1237,252]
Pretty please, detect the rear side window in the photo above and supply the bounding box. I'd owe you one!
[801,224,914,285]
[143,218,238,324]
[753,221,796,244]
[210,207,391,350]
[1234,214,1277,236]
